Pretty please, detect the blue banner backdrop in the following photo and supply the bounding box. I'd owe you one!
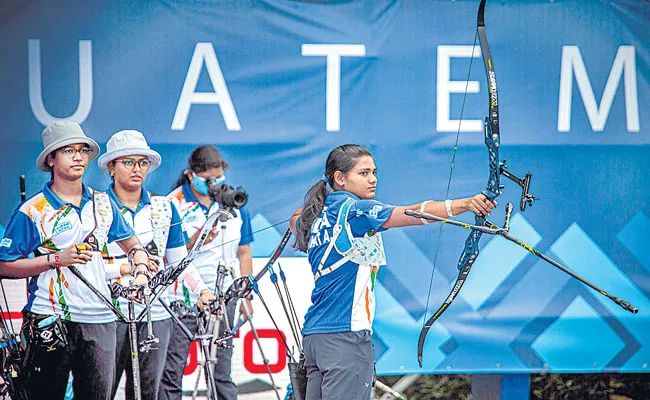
[0,0,649,374]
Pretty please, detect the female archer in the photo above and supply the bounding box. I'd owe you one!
[290,144,495,400]
[97,129,213,400]
[0,121,152,399]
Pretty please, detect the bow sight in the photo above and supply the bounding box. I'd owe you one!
[499,161,538,211]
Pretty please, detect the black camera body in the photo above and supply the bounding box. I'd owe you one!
[206,178,248,209]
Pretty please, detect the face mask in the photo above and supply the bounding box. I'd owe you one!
[192,173,226,196]
[211,175,226,186]
[191,174,209,195]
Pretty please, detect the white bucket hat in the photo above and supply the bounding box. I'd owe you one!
[36,121,100,172]
[97,130,162,174]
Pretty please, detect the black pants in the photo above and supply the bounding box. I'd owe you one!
[111,319,172,400]
[22,312,116,400]
[159,301,237,400]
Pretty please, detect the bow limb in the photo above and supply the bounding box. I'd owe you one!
[224,227,293,304]
[418,0,501,368]
[132,208,225,321]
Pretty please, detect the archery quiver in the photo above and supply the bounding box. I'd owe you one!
[287,352,307,400]
[0,335,27,400]
[22,313,67,353]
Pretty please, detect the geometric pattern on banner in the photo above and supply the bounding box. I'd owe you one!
[379,228,437,320]
[512,280,641,371]
[375,214,547,370]
[374,280,452,371]
[248,212,648,372]
[617,211,650,273]
[373,215,649,373]
[460,213,541,311]
[530,294,627,370]
[511,222,647,371]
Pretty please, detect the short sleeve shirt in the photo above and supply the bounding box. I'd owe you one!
[166,181,253,306]
[0,181,134,323]
[302,191,395,335]
[104,185,187,320]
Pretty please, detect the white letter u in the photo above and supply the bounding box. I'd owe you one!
[28,39,93,126]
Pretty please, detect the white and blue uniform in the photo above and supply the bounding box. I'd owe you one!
[160,181,253,400]
[166,181,253,305]
[303,191,395,335]
[103,185,207,320]
[103,185,207,400]
[0,181,134,323]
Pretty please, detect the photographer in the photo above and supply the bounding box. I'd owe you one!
[160,145,253,400]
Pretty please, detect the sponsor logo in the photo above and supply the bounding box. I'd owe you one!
[488,70,498,107]
[184,215,198,223]
[446,279,465,302]
[53,221,72,235]
[0,238,11,247]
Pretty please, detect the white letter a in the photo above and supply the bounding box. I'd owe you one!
[172,43,241,131]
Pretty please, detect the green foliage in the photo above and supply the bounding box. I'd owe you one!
[378,373,649,400]
[531,373,648,400]
[378,375,471,400]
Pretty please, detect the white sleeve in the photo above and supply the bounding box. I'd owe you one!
[165,245,209,294]
[105,262,123,280]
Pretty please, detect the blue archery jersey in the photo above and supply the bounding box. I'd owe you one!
[302,191,395,335]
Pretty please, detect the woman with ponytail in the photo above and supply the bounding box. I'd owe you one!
[290,144,496,400]
[161,145,253,400]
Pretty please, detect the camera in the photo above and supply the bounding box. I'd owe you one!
[207,178,248,209]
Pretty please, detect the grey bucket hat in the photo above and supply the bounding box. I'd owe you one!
[36,121,100,172]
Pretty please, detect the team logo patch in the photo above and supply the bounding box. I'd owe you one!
[40,330,53,340]
[53,221,72,235]
[368,205,383,219]
[0,238,11,247]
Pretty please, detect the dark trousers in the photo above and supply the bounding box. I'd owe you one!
[159,301,237,400]
[159,312,195,400]
[112,319,172,400]
[303,330,375,400]
[210,300,238,400]
[22,314,116,400]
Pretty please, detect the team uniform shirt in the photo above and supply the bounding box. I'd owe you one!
[302,191,395,336]
[167,181,253,306]
[0,182,134,323]
[103,185,208,321]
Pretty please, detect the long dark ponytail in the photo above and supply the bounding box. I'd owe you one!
[172,145,229,190]
[294,144,372,252]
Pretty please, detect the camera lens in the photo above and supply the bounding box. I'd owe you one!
[206,179,248,209]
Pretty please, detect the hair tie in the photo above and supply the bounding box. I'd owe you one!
[321,175,329,185]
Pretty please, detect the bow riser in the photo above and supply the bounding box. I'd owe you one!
[482,120,501,202]
[417,0,501,368]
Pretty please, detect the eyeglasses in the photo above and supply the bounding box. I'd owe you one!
[58,147,92,158]
[116,158,151,170]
